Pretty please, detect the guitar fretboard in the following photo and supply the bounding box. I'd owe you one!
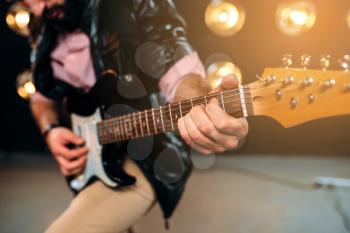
[97,86,253,145]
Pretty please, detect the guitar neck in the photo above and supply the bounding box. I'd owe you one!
[97,86,254,145]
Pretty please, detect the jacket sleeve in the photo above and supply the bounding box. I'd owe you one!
[132,0,196,79]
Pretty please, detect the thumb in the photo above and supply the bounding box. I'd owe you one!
[63,130,84,145]
[220,74,239,90]
[209,74,240,94]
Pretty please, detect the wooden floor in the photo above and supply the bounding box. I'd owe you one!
[0,152,350,233]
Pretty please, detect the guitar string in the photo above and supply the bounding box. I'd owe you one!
[101,80,287,127]
[99,104,248,143]
[99,95,252,132]
[99,98,251,137]
[100,80,288,127]
[99,83,291,142]
[101,81,284,125]
[101,92,252,126]
[99,107,247,143]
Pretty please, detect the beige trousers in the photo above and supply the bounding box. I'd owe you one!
[45,159,156,233]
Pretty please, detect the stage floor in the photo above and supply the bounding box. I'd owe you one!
[1,152,349,233]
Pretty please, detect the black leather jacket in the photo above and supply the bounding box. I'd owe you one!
[33,0,195,221]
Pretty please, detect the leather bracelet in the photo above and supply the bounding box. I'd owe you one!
[42,123,60,141]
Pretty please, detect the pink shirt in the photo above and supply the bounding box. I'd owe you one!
[31,32,205,103]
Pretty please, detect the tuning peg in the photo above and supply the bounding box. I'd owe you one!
[282,54,293,69]
[338,54,350,72]
[320,55,331,71]
[301,54,311,69]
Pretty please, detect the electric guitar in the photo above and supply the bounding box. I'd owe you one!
[69,58,350,192]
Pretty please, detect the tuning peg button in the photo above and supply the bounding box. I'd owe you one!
[265,75,277,84]
[283,76,294,86]
[308,94,316,103]
[290,97,298,109]
[322,79,336,89]
[301,77,314,87]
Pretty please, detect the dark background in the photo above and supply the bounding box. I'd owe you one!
[1,0,350,155]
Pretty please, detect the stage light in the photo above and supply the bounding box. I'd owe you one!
[6,2,31,37]
[207,61,242,88]
[205,0,246,37]
[276,1,317,36]
[17,70,36,100]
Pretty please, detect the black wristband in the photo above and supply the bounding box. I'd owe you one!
[42,123,60,140]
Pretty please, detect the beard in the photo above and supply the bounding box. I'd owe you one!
[43,0,83,32]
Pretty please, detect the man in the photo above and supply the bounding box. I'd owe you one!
[23,0,248,232]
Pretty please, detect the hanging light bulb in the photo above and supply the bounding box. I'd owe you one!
[17,70,36,100]
[276,1,317,36]
[207,61,242,88]
[6,2,32,37]
[205,0,246,37]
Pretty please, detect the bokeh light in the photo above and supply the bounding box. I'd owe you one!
[6,2,31,37]
[276,1,317,36]
[207,61,242,88]
[205,0,245,37]
[17,70,36,100]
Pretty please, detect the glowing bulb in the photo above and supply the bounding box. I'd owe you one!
[276,1,317,36]
[207,62,242,88]
[289,10,308,26]
[16,70,36,100]
[205,0,245,37]
[6,2,32,37]
[15,11,30,28]
[218,11,229,23]
[24,82,36,95]
[6,14,15,26]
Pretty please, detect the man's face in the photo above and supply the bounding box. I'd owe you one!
[23,0,65,17]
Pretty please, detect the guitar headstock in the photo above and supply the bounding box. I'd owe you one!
[249,55,350,128]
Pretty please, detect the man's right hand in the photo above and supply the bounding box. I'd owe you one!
[46,127,89,176]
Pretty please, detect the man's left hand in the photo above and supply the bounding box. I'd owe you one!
[178,75,249,154]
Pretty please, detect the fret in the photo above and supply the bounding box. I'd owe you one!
[168,104,174,131]
[112,119,119,142]
[204,96,208,106]
[133,112,139,138]
[138,112,144,137]
[190,98,193,108]
[119,116,125,141]
[144,110,150,135]
[123,116,130,139]
[179,101,183,117]
[220,92,226,112]
[160,106,165,132]
[98,123,104,143]
[151,108,157,134]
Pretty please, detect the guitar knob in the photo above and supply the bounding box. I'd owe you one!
[301,54,311,69]
[338,54,350,72]
[282,54,293,69]
[320,55,331,71]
